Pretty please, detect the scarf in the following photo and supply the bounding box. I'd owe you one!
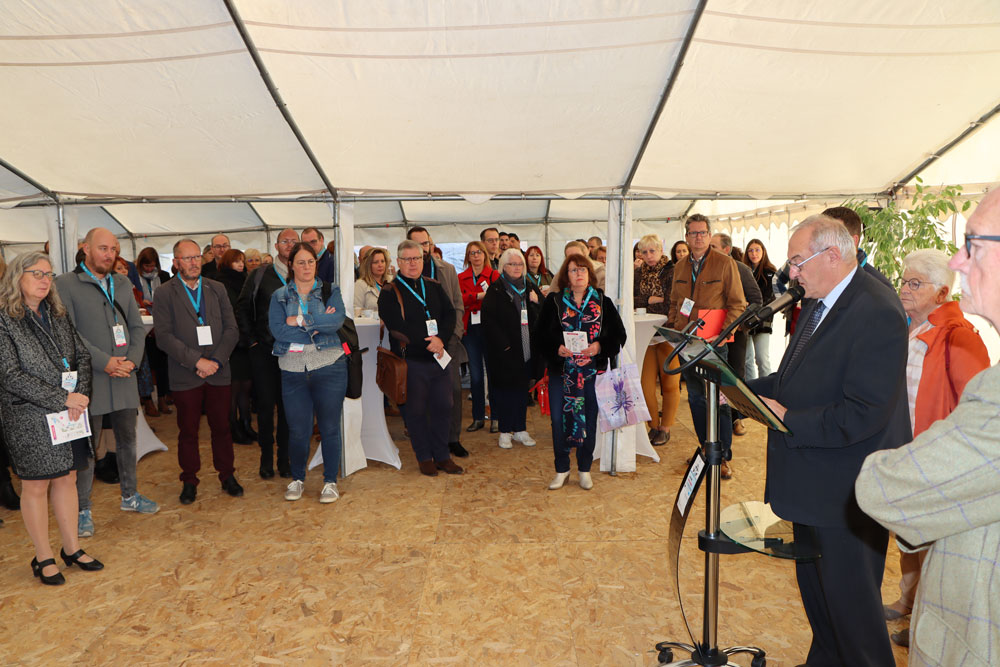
[501,273,531,361]
[140,270,161,302]
[560,287,602,446]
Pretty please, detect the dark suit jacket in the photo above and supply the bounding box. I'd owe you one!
[747,268,911,527]
[152,276,239,392]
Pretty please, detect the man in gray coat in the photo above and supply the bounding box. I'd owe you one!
[407,227,468,458]
[56,227,158,538]
[154,239,243,505]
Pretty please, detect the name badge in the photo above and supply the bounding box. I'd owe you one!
[61,371,78,392]
[480,280,489,291]
[196,325,213,346]
[112,324,127,347]
[470,311,481,325]
[289,343,305,353]
[520,308,528,325]
[426,319,439,336]
[680,298,695,318]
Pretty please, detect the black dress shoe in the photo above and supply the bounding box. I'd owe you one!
[94,453,120,485]
[489,420,499,433]
[0,480,20,510]
[448,441,469,458]
[60,548,104,571]
[278,467,292,479]
[259,463,275,480]
[465,420,485,432]
[179,483,197,505]
[31,557,65,585]
[230,419,253,445]
[221,475,244,497]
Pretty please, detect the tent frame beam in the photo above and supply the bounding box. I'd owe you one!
[222,0,339,201]
[0,157,59,203]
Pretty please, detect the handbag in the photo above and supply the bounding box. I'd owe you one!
[375,282,408,405]
[319,281,365,400]
[595,350,650,433]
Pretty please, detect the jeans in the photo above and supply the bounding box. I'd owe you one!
[402,359,453,463]
[681,343,733,451]
[78,408,139,509]
[548,372,598,473]
[281,359,348,483]
[173,383,235,485]
[744,332,772,380]
[249,343,289,471]
[462,324,487,421]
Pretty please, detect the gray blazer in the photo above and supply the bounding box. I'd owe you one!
[152,276,238,392]
[0,305,93,479]
[856,363,1000,667]
[55,267,145,415]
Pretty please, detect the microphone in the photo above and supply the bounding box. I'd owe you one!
[749,283,805,323]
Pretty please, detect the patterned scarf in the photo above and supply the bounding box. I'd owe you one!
[560,287,602,446]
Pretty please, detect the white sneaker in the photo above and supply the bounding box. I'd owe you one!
[548,472,569,490]
[579,472,593,490]
[319,482,339,504]
[498,433,513,449]
[512,431,536,447]
[284,480,304,501]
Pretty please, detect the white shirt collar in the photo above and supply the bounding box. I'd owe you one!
[816,266,857,327]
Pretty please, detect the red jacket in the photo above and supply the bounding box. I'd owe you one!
[914,300,991,436]
[458,266,500,333]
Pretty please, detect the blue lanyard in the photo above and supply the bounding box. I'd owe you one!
[691,256,705,284]
[375,281,383,293]
[182,278,204,325]
[398,276,431,318]
[273,265,287,286]
[527,273,541,287]
[562,287,596,316]
[295,280,317,315]
[502,275,525,297]
[426,258,436,280]
[62,357,70,370]
[81,264,117,323]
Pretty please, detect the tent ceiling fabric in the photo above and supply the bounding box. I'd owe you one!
[0,165,43,208]
[631,1,1000,197]
[402,200,547,223]
[239,0,696,194]
[104,203,265,235]
[548,199,689,220]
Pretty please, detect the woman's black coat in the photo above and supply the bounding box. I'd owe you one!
[481,278,544,389]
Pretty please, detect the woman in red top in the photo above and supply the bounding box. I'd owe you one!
[458,241,500,432]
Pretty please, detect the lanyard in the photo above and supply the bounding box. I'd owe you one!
[691,256,705,285]
[398,276,431,318]
[527,273,541,287]
[29,308,70,371]
[274,265,287,286]
[502,275,525,297]
[182,278,205,325]
[562,287,596,317]
[425,258,436,280]
[375,280,383,293]
[295,280,317,315]
[81,265,117,323]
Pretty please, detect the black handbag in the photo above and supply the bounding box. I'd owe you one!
[319,281,365,399]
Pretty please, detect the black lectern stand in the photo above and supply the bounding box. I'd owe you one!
[650,325,814,667]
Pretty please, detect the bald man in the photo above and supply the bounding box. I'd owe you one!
[200,234,230,279]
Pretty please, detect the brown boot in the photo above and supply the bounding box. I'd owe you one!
[436,459,464,475]
[157,396,173,415]
[418,460,438,477]
[142,397,159,418]
[721,460,734,480]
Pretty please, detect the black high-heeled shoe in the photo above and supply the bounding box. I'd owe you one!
[60,548,104,571]
[31,557,66,585]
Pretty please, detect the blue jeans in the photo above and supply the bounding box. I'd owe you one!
[462,323,487,420]
[548,372,598,473]
[281,359,348,483]
[681,346,733,451]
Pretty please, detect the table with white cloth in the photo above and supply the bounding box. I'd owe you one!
[309,318,401,476]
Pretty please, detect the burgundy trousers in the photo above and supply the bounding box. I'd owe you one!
[173,383,235,485]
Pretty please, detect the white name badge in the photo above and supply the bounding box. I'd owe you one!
[61,371,78,392]
[470,311,481,325]
[196,325,213,346]
[112,324,127,347]
[289,343,305,353]
[680,297,695,318]
[426,319,438,336]
[480,280,489,291]
[520,308,528,325]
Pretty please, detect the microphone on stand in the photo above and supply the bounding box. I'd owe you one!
[747,283,805,325]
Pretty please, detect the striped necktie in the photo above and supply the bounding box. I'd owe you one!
[782,302,825,380]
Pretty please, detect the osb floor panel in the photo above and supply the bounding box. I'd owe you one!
[0,388,911,666]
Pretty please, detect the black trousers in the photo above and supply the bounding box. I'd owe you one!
[402,359,453,463]
[727,330,748,422]
[146,332,171,398]
[249,343,289,471]
[0,431,11,483]
[792,512,894,667]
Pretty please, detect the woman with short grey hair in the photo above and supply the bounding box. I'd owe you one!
[0,252,103,584]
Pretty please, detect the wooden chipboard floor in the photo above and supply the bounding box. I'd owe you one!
[0,388,911,666]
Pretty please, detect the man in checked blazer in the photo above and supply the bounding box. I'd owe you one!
[857,188,1000,667]
[747,214,911,667]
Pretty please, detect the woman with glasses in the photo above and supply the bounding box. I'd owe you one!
[742,239,778,380]
[268,242,348,504]
[534,253,626,490]
[880,248,989,647]
[458,241,499,432]
[0,252,102,584]
[481,248,543,449]
[354,247,391,313]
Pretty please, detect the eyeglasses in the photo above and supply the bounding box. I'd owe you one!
[27,270,57,280]
[399,256,423,263]
[417,241,431,248]
[212,244,230,251]
[276,239,298,246]
[293,259,316,267]
[468,249,484,256]
[788,247,832,272]
[686,230,709,238]
[964,233,1000,257]
[176,255,202,263]
[506,262,525,268]
[568,267,589,275]
[899,278,932,292]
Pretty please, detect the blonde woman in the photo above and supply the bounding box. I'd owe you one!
[244,248,263,273]
[354,247,390,313]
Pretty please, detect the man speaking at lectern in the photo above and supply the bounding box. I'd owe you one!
[746,214,910,667]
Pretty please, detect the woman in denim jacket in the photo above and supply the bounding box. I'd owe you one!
[268,242,348,504]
